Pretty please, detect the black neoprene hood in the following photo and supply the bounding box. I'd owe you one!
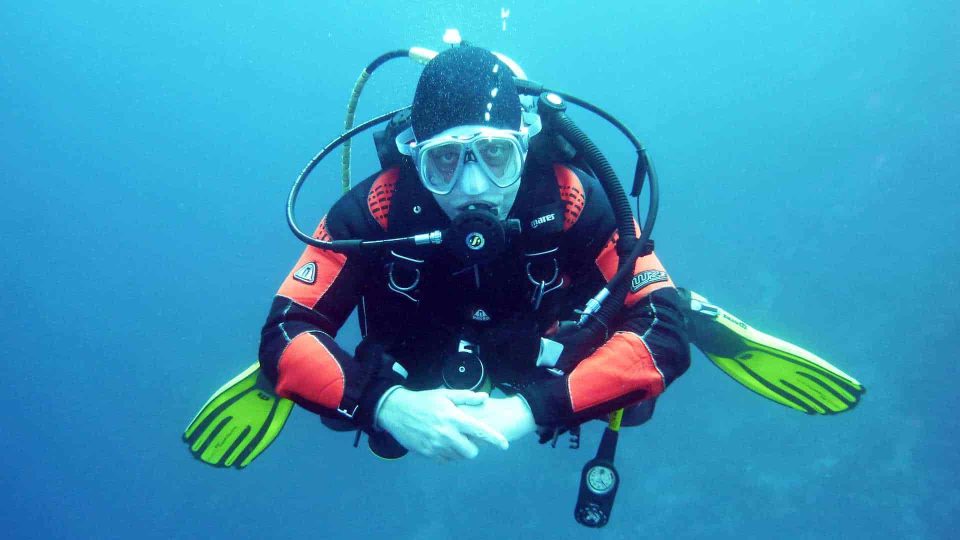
[411,45,522,141]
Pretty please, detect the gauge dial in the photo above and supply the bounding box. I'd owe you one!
[586,465,616,494]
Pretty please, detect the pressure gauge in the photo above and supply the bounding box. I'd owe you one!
[586,465,617,494]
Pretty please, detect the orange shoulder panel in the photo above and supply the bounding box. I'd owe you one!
[367,168,399,231]
[594,223,675,306]
[277,214,348,310]
[314,215,332,242]
[554,164,585,231]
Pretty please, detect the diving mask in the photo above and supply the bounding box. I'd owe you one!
[397,126,531,195]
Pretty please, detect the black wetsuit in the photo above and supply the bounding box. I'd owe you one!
[258,159,690,433]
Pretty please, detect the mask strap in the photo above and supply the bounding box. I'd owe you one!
[394,126,416,156]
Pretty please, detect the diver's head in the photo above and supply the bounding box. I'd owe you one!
[406,45,527,220]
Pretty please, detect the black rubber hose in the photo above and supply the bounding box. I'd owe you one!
[366,49,409,72]
[551,88,659,251]
[553,113,637,258]
[289,107,410,250]
[515,80,643,151]
[540,87,661,301]
[550,113,635,336]
[516,79,658,267]
[610,154,658,289]
[553,91,643,151]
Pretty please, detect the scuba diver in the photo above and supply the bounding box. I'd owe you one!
[184,38,865,528]
[258,45,690,461]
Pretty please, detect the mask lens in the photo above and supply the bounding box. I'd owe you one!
[475,138,522,185]
[420,142,464,193]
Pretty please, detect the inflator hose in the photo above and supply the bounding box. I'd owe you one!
[545,110,636,336]
[291,107,410,249]
[552,114,637,257]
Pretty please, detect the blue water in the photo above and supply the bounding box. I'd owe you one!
[2,1,957,538]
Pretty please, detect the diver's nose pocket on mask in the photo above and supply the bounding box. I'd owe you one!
[458,163,493,196]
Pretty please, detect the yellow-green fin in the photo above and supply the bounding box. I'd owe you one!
[682,289,866,415]
[183,363,293,468]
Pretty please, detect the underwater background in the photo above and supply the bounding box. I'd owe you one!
[2,1,957,538]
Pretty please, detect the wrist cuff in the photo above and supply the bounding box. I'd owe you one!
[518,375,572,427]
[355,363,407,429]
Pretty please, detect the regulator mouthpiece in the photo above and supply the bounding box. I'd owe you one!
[444,206,520,265]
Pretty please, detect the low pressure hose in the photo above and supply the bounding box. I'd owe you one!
[536,94,636,334]
[537,94,636,255]
[291,107,410,249]
[554,115,637,256]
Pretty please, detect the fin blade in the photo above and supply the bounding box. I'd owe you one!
[709,354,818,414]
[184,363,260,439]
[221,425,257,468]
[191,415,231,455]
[184,363,293,468]
[200,423,249,465]
[238,398,295,468]
[688,291,866,415]
[750,341,864,399]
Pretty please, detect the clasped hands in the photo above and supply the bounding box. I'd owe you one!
[376,387,537,461]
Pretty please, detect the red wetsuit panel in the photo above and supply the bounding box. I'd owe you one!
[367,168,399,231]
[594,228,675,306]
[261,169,407,426]
[275,332,345,410]
[567,331,666,413]
[555,164,585,231]
[518,165,688,426]
[276,217,348,310]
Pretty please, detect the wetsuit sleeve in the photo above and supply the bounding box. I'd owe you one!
[518,165,691,427]
[258,171,403,428]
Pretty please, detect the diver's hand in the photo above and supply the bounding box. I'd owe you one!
[458,395,537,442]
[376,387,509,460]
